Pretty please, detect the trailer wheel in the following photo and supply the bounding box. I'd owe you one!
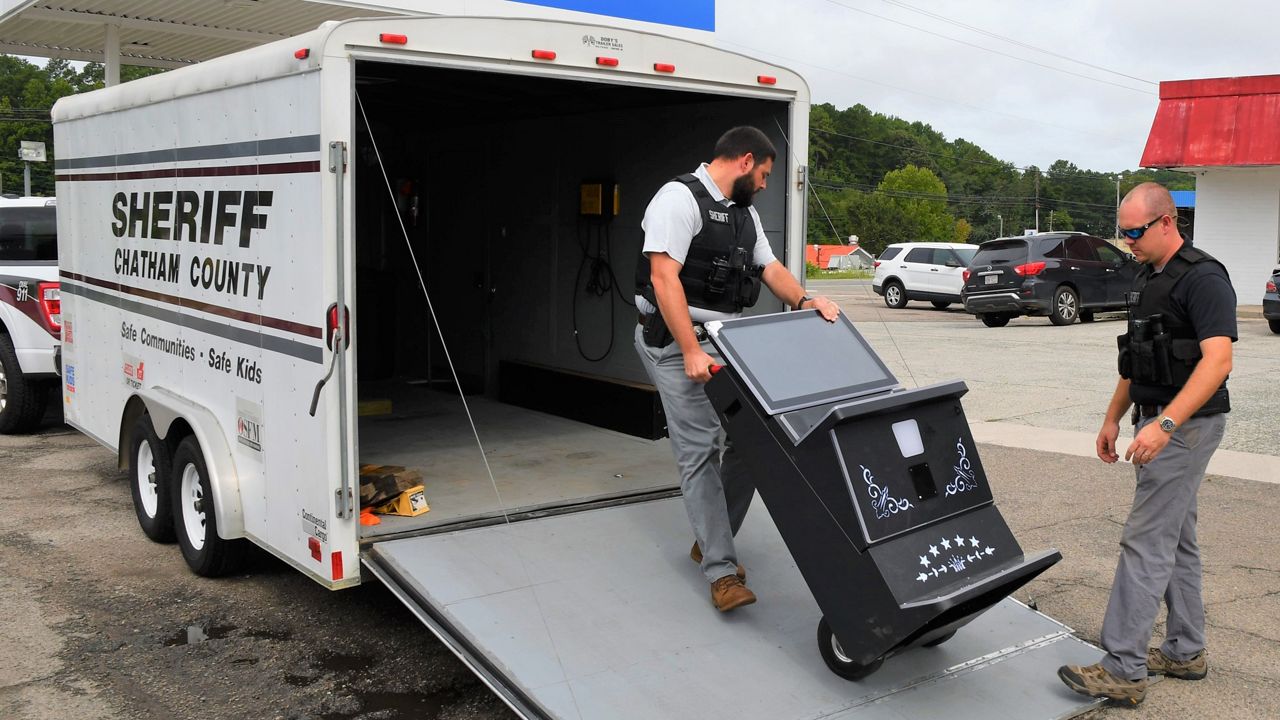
[172,435,246,577]
[129,414,175,542]
[0,333,49,434]
[817,616,884,681]
[922,630,957,647]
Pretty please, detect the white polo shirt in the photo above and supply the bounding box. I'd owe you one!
[635,163,776,322]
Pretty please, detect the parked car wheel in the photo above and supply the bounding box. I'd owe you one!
[1270,319,1280,334]
[930,301,951,310]
[172,435,247,577]
[129,414,175,542]
[980,314,1012,328]
[0,334,49,434]
[883,281,907,309]
[1050,286,1079,326]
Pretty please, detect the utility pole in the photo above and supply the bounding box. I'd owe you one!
[1034,170,1040,233]
[1114,178,1121,239]
[997,213,1003,237]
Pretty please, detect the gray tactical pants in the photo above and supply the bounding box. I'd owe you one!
[634,324,756,584]
[1100,412,1226,680]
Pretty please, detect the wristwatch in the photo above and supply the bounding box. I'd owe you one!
[794,295,813,311]
[1158,415,1178,433]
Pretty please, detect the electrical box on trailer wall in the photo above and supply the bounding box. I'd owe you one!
[580,181,619,218]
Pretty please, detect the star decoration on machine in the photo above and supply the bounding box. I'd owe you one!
[914,533,997,583]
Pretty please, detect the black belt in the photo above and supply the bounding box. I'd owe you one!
[1136,404,1163,418]
[638,313,709,341]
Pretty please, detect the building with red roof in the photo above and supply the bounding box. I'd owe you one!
[1140,74,1280,302]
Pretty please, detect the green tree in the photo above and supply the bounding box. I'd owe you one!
[879,164,954,241]
[1046,209,1075,231]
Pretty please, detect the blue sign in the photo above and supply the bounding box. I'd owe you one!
[509,0,715,31]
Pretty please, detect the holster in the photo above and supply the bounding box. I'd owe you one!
[642,312,674,348]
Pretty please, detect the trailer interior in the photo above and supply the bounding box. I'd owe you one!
[351,60,791,537]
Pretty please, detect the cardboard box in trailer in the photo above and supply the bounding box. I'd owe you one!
[53,16,1101,720]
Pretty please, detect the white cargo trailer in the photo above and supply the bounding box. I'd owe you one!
[53,16,1100,719]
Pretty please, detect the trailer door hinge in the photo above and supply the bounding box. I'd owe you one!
[328,141,347,174]
[797,165,807,192]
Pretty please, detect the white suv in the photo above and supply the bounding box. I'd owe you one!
[872,242,978,309]
[0,196,60,433]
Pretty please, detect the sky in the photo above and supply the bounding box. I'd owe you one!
[714,0,1280,174]
[13,0,1277,175]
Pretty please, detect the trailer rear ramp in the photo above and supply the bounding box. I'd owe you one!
[363,497,1103,719]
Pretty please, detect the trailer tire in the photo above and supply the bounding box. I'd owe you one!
[0,333,49,434]
[129,414,175,542]
[817,616,884,681]
[172,435,247,577]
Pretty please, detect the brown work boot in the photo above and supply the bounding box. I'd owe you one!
[1057,663,1147,705]
[710,575,756,612]
[690,542,745,579]
[1147,647,1208,680]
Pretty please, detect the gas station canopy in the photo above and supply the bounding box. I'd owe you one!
[0,1,407,68]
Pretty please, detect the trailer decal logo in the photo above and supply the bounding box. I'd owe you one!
[236,399,263,452]
[946,439,978,496]
[856,465,913,520]
[64,364,75,393]
[915,535,996,583]
[581,34,624,51]
[123,355,145,389]
[106,190,275,301]
[302,509,328,543]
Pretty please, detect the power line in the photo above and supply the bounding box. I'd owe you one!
[819,0,1155,96]
[876,0,1156,86]
[715,38,1113,143]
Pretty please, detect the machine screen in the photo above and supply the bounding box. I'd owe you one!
[712,311,898,414]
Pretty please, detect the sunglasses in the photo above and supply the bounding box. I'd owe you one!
[1119,215,1167,240]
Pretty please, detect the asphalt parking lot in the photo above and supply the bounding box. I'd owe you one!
[2,283,1276,719]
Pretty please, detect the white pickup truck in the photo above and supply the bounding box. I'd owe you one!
[0,195,60,433]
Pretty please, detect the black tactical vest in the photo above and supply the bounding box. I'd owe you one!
[635,174,763,314]
[1117,243,1230,414]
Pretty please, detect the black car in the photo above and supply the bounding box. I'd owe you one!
[1264,268,1280,334]
[961,233,1138,327]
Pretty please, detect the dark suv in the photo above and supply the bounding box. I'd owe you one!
[1265,268,1279,334]
[961,233,1137,327]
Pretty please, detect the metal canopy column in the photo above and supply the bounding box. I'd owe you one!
[104,23,120,87]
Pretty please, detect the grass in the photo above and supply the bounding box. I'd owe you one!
[806,268,874,280]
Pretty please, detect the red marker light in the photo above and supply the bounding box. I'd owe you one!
[532,49,557,60]
[308,537,321,562]
[294,48,310,60]
[757,75,777,85]
[962,269,971,283]
[596,56,619,67]
[332,551,344,580]
[653,63,675,73]
[1267,280,1277,293]
[379,33,408,45]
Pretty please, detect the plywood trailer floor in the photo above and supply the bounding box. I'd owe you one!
[357,384,679,538]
